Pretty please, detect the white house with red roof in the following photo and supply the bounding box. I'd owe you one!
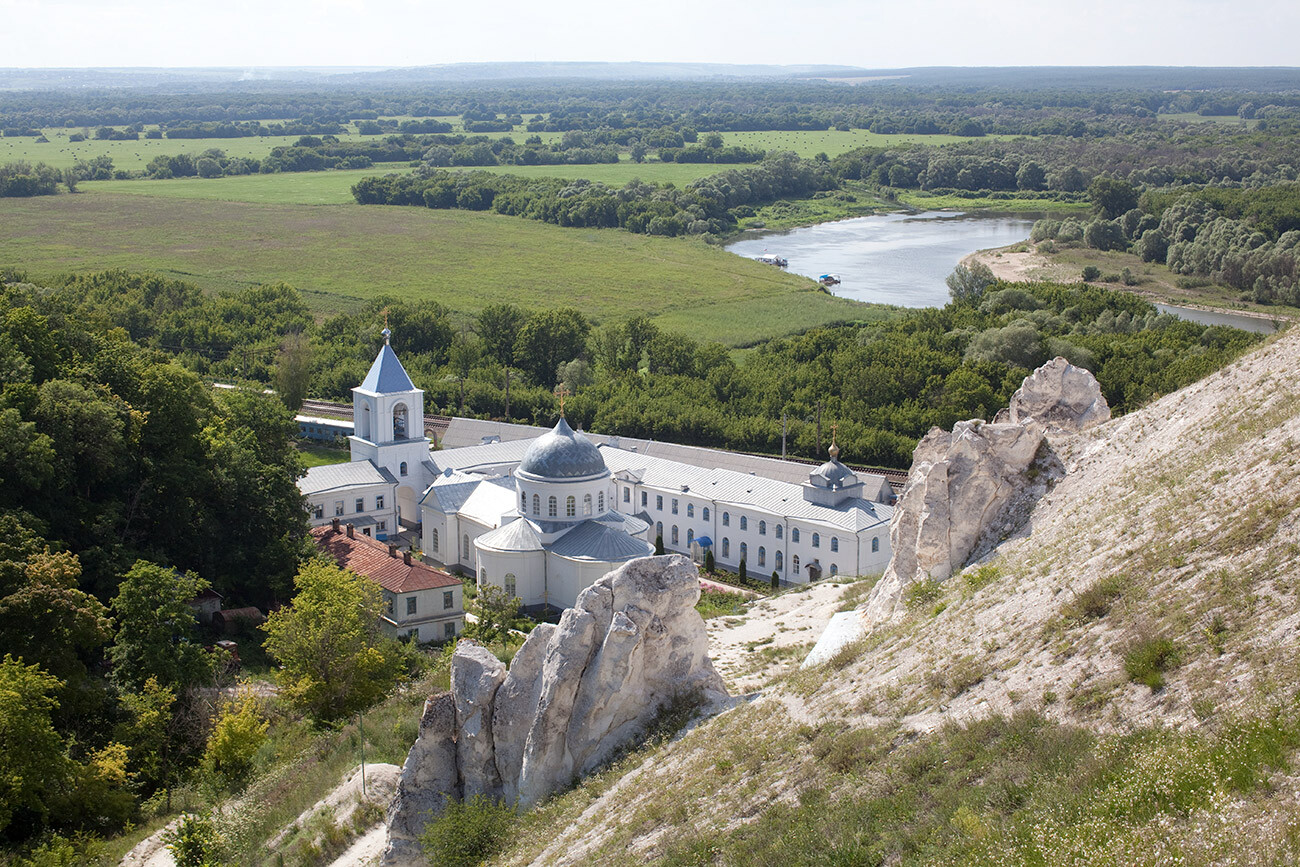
[311,519,464,643]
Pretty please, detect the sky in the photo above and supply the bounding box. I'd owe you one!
[1,0,1297,69]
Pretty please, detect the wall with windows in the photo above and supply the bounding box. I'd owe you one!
[305,481,397,541]
[380,584,464,643]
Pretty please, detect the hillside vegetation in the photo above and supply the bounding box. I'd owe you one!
[473,328,1300,866]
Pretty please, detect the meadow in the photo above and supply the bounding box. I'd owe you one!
[0,192,869,344]
[79,168,406,205]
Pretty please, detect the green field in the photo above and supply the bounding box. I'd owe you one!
[0,129,383,171]
[898,190,1090,213]
[79,168,407,205]
[721,129,1018,157]
[0,192,869,344]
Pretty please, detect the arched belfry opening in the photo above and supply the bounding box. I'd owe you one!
[393,403,408,440]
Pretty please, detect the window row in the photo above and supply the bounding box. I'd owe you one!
[520,491,606,518]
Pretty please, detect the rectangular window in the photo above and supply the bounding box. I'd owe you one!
[656,495,663,511]
[362,528,371,537]
[641,491,647,507]
[687,504,694,518]
[444,622,456,639]
[671,498,678,515]
[376,495,385,509]
[334,500,344,516]
[378,521,387,531]
[406,596,417,615]
[355,498,365,513]
[443,590,453,610]
[313,504,324,520]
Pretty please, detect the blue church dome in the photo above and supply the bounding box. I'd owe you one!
[518,418,608,479]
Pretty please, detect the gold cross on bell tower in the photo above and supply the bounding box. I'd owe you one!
[554,384,571,418]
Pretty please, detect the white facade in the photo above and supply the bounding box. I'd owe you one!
[419,417,654,611]
[300,462,399,541]
[381,582,465,643]
[426,437,894,586]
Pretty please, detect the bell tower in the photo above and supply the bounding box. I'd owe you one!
[349,328,431,527]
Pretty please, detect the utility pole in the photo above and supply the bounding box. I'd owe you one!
[816,401,823,454]
[781,411,787,459]
[504,368,511,421]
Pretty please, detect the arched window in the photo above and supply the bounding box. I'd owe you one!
[830,537,839,552]
[583,494,592,516]
[775,525,783,540]
[740,516,748,531]
[533,493,540,515]
[393,403,408,439]
[504,573,517,598]
[775,550,783,570]
[830,564,839,576]
[431,528,439,553]
[722,537,730,557]
[722,512,729,527]
[462,534,470,560]
[548,496,557,518]
[812,533,820,548]
[687,504,695,518]
[623,487,630,503]
[759,520,766,536]
[739,542,748,563]
[872,537,880,553]
[598,492,605,512]
[793,554,800,573]
[360,403,371,439]
[687,529,694,546]
[566,496,576,518]
[703,507,710,522]
[791,528,800,543]
[758,546,766,567]
[400,461,408,477]
[671,526,679,545]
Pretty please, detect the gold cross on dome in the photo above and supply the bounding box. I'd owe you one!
[831,423,838,446]
[554,384,571,417]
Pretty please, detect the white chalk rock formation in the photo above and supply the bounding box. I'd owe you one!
[382,693,460,867]
[1009,356,1110,432]
[381,554,728,866]
[859,356,1108,628]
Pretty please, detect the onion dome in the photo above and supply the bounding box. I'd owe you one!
[517,417,608,480]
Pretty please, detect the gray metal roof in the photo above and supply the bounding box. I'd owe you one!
[517,418,608,480]
[547,521,655,562]
[476,518,544,552]
[419,469,483,513]
[598,447,893,534]
[596,510,649,537]
[435,417,888,491]
[298,461,395,496]
[358,344,417,394]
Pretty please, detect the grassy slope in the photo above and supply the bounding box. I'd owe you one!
[484,330,1300,866]
[78,168,408,205]
[0,192,868,344]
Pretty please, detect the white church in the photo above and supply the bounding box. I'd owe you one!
[299,332,896,611]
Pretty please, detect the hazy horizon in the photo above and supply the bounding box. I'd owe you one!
[3,0,1297,71]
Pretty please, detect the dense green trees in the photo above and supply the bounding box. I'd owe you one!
[262,560,407,721]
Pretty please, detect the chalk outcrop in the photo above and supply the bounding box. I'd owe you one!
[381,554,728,866]
[1008,356,1110,432]
[860,357,1106,627]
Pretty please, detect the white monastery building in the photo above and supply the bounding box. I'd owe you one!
[299,333,896,611]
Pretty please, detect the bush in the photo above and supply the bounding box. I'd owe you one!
[1123,637,1182,690]
[163,814,223,867]
[1061,575,1125,624]
[904,578,943,611]
[419,794,516,867]
[704,549,715,572]
[1081,265,1102,282]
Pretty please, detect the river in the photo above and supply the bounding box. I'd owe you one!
[726,211,1289,334]
[725,211,1037,308]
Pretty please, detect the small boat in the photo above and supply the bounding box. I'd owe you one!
[755,254,788,267]
[819,274,841,287]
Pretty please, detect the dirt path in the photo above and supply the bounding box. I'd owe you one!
[706,581,864,693]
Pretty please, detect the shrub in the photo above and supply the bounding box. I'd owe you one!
[163,814,223,867]
[1061,575,1125,625]
[963,563,1001,594]
[1081,265,1102,282]
[204,690,269,789]
[419,795,517,867]
[904,578,943,611]
[704,549,715,572]
[1123,637,1182,690]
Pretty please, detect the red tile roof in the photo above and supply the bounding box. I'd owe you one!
[311,525,461,593]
